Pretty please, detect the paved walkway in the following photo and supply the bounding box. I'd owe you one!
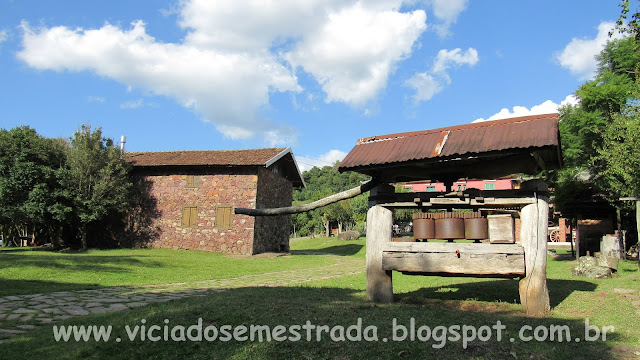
[0,256,363,342]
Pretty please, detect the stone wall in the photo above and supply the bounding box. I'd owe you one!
[253,167,293,253]
[138,167,258,255]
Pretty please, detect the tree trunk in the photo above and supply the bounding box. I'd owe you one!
[518,180,550,316]
[366,205,394,303]
[80,225,88,250]
[235,180,378,216]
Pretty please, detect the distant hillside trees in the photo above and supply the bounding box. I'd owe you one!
[292,164,370,237]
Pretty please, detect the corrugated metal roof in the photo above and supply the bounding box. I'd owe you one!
[338,113,561,178]
[125,148,287,167]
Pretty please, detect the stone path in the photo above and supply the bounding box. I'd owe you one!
[0,256,363,343]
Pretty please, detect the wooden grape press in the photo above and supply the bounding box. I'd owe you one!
[237,114,563,316]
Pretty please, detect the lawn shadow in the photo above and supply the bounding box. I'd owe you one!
[1,285,628,360]
[0,279,102,297]
[290,243,364,256]
[0,251,166,291]
[395,277,597,309]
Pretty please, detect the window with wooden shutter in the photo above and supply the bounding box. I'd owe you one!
[182,206,198,227]
[186,175,199,188]
[215,206,233,229]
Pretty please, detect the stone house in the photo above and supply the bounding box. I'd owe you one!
[125,147,304,255]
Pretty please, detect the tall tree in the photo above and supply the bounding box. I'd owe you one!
[555,34,640,210]
[0,127,66,246]
[62,125,131,249]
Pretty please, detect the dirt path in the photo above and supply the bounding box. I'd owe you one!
[0,256,364,342]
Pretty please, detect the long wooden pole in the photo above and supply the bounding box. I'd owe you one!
[234,180,378,216]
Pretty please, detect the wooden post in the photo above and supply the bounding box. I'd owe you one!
[366,205,394,303]
[518,180,550,316]
[620,197,640,270]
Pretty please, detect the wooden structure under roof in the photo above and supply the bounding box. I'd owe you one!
[338,114,563,316]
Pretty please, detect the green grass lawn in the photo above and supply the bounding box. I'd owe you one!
[0,246,341,297]
[2,238,639,359]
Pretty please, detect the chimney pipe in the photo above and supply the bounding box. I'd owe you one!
[120,135,127,152]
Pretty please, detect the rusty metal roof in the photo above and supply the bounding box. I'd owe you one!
[126,147,304,187]
[338,113,562,182]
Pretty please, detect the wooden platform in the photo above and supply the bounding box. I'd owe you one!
[381,242,525,278]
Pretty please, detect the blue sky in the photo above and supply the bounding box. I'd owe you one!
[0,1,625,171]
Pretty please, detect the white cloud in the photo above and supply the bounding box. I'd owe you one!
[17,1,429,143]
[430,0,468,37]
[18,20,300,142]
[406,47,478,103]
[0,29,7,44]
[405,72,441,102]
[432,47,478,82]
[87,95,106,103]
[296,149,347,172]
[120,98,145,109]
[472,95,578,123]
[286,3,427,105]
[555,21,625,80]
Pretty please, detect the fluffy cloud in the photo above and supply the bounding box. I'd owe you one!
[286,3,426,105]
[296,149,348,173]
[17,1,428,144]
[406,47,478,102]
[0,29,7,44]
[472,95,578,123]
[430,0,468,37]
[404,72,441,102]
[555,21,625,80]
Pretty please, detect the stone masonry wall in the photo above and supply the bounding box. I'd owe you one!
[139,167,258,255]
[253,167,293,253]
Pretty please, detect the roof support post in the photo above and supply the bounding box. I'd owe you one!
[518,179,550,316]
[366,205,394,303]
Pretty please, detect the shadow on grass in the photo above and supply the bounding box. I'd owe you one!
[0,251,164,273]
[2,286,629,360]
[0,279,102,297]
[290,243,364,256]
[395,278,597,308]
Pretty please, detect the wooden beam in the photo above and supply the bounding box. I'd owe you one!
[382,252,525,277]
[234,180,378,216]
[376,197,537,208]
[382,242,524,255]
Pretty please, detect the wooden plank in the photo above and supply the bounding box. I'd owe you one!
[382,242,524,255]
[381,252,525,276]
[376,197,537,208]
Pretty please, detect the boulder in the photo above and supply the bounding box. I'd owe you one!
[572,256,612,279]
[337,230,360,240]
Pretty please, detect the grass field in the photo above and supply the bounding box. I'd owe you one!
[1,238,639,359]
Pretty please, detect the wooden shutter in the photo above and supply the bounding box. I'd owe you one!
[215,206,232,229]
[182,207,190,227]
[182,206,198,227]
[186,175,199,188]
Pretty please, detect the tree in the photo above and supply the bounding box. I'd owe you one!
[555,34,640,210]
[596,107,640,198]
[0,127,66,246]
[61,125,131,249]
